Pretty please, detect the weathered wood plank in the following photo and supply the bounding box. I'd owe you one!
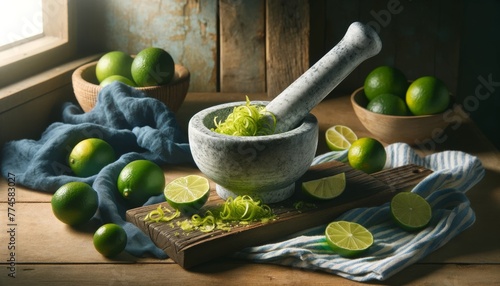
[320,0,461,96]
[126,162,432,269]
[434,0,462,96]
[2,256,500,285]
[393,0,437,81]
[78,0,463,102]
[219,0,266,93]
[0,56,100,147]
[323,0,361,95]
[0,201,171,265]
[308,0,326,66]
[266,0,310,98]
[356,0,401,91]
[101,0,218,92]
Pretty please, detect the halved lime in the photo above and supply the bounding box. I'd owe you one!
[302,172,346,200]
[390,192,432,231]
[325,221,373,258]
[325,125,358,151]
[164,175,210,214]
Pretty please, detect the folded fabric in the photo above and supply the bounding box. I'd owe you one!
[233,143,484,282]
[0,82,194,258]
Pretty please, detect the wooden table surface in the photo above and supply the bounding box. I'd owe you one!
[1,92,499,285]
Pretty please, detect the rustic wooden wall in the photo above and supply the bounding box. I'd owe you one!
[97,0,218,92]
[266,0,310,97]
[73,0,499,147]
[219,0,266,93]
[77,0,310,97]
[80,0,462,97]
[310,0,462,96]
[74,0,498,147]
[457,0,500,149]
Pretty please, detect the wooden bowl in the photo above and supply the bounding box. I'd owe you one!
[351,86,452,145]
[72,61,190,113]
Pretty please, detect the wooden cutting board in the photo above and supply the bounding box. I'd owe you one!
[126,161,432,269]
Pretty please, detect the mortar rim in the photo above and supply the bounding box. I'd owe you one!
[188,101,318,141]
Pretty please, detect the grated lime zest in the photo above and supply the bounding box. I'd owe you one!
[181,195,276,233]
[212,96,276,136]
[143,205,181,223]
[145,196,276,233]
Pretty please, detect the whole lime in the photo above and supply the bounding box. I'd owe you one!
[131,47,175,87]
[364,66,408,101]
[68,138,116,177]
[100,75,137,87]
[93,223,127,257]
[95,51,134,83]
[117,160,166,207]
[51,182,98,226]
[406,76,450,115]
[366,93,409,116]
[348,137,386,174]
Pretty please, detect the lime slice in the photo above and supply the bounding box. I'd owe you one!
[164,175,210,214]
[301,172,346,200]
[325,125,358,151]
[390,192,432,231]
[325,221,373,257]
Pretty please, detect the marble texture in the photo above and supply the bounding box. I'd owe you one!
[188,101,318,203]
[266,22,382,133]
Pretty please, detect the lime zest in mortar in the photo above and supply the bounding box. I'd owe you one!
[212,96,277,136]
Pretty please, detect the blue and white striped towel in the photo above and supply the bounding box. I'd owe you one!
[233,143,484,282]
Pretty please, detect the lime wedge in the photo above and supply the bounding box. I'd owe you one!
[325,221,373,257]
[164,175,210,214]
[325,125,358,151]
[390,192,432,231]
[301,172,346,200]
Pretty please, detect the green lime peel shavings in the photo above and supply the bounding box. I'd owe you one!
[293,200,317,212]
[212,96,277,136]
[180,195,277,233]
[143,195,276,234]
[143,205,181,223]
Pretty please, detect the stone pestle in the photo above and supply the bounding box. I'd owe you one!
[266,22,383,134]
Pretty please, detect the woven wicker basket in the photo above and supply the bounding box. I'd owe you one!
[72,61,190,113]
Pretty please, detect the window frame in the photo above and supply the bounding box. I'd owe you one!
[0,0,76,89]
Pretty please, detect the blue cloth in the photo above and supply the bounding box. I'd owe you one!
[1,82,193,258]
[233,143,484,281]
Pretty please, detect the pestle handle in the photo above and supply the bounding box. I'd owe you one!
[266,22,382,133]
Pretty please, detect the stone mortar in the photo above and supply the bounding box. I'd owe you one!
[189,101,318,203]
[188,22,382,203]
